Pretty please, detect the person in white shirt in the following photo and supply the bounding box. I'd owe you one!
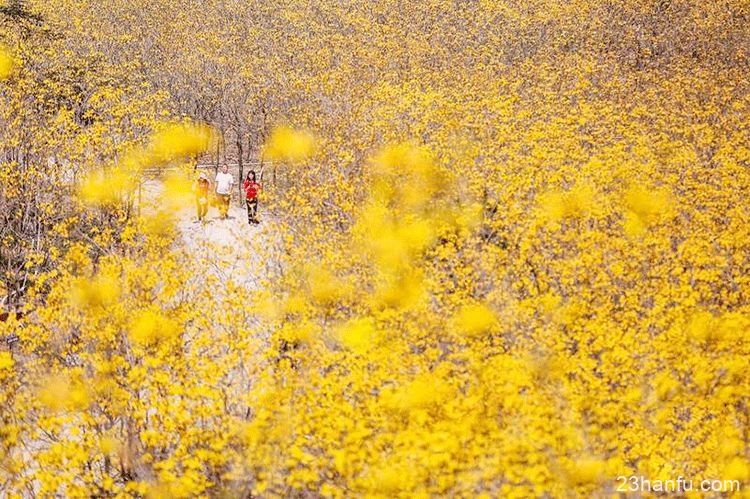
[214,165,234,219]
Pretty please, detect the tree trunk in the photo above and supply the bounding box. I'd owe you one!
[236,134,244,199]
[251,133,254,163]
[214,133,220,174]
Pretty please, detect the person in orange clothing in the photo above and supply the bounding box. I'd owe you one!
[194,172,211,222]
[243,170,261,224]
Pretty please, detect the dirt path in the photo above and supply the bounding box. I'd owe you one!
[140,176,275,287]
[174,198,271,288]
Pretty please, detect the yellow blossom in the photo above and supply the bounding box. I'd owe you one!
[454,302,498,336]
[262,125,316,163]
[37,375,90,412]
[0,44,14,79]
[0,351,14,370]
[149,123,212,162]
[128,307,179,346]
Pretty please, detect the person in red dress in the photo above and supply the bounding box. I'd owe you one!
[243,170,262,224]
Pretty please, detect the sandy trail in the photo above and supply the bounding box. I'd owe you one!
[150,182,277,422]
[141,176,275,288]
[174,198,271,288]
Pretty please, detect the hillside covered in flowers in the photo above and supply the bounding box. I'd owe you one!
[1,0,749,496]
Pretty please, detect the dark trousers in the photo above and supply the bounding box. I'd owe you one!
[246,198,258,223]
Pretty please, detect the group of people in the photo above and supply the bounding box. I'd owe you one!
[194,165,262,225]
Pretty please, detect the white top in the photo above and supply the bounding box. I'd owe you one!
[215,172,234,195]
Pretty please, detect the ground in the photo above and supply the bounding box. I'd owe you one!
[143,175,273,288]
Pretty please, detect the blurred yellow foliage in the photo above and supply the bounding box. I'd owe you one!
[37,375,90,412]
[263,125,316,163]
[128,307,179,346]
[453,303,498,336]
[0,352,14,370]
[0,44,13,79]
[149,123,212,162]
